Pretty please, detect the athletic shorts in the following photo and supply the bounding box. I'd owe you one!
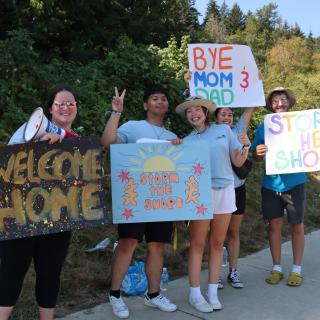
[233,184,246,215]
[261,183,306,224]
[212,182,236,214]
[118,221,173,243]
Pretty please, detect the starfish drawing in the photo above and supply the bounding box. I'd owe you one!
[193,163,204,175]
[118,170,130,182]
[196,204,207,215]
[122,208,134,220]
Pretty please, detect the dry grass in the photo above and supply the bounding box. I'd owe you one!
[9,162,320,319]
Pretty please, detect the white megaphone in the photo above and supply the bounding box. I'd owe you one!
[24,107,79,142]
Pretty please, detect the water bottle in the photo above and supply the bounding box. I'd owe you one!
[160,267,169,291]
[222,246,228,267]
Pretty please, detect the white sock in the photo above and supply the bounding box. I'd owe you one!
[292,265,302,275]
[272,265,282,272]
[189,286,202,301]
[207,283,218,297]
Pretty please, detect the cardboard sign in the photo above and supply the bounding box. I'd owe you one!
[0,137,108,241]
[110,141,213,223]
[265,109,320,174]
[188,43,265,108]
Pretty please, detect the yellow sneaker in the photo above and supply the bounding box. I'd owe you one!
[265,270,284,285]
[287,272,303,286]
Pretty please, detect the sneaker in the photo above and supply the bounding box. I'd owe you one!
[206,292,222,310]
[189,295,213,313]
[109,295,129,319]
[144,293,177,312]
[228,269,244,288]
[218,277,224,289]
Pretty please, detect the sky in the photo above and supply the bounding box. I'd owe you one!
[194,0,320,37]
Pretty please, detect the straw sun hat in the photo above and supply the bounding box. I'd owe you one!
[175,96,216,118]
[265,87,296,112]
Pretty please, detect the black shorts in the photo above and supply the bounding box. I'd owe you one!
[118,221,173,243]
[233,184,246,215]
[261,184,306,224]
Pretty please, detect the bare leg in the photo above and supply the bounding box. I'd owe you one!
[145,242,165,293]
[268,218,283,265]
[0,307,13,320]
[208,214,232,283]
[111,238,138,290]
[39,307,54,320]
[188,220,210,287]
[290,223,304,266]
[227,214,244,269]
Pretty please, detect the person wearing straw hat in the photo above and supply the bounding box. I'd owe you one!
[176,96,251,312]
[251,87,307,287]
[0,84,79,320]
[101,85,178,319]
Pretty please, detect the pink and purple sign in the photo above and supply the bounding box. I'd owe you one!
[265,109,320,174]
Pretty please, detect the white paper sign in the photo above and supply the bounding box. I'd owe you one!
[265,109,320,174]
[188,43,265,108]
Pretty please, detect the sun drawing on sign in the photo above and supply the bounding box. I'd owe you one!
[128,144,189,172]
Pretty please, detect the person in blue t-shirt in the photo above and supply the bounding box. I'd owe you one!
[251,87,307,287]
[175,96,250,312]
[215,107,254,289]
[101,86,178,319]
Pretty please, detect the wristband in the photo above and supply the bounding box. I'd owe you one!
[112,110,122,115]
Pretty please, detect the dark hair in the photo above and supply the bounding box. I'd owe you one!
[44,84,77,119]
[143,85,169,102]
[214,107,233,118]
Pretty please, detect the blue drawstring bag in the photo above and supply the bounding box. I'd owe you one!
[121,261,148,296]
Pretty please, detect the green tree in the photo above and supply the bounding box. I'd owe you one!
[267,36,313,76]
[224,3,246,35]
[203,0,220,24]
[204,13,226,43]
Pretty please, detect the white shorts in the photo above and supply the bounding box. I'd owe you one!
[212,182,236,214]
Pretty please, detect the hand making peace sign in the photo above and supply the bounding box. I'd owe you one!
[112,87,126,113]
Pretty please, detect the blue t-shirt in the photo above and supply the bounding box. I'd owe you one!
[185,124,242,189]
[117,120,177,143]
[251,123,307,192]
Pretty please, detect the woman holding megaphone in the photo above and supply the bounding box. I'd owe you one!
[0,84,79,320]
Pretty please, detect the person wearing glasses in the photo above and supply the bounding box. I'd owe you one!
[175,96,250,312]
[0,85,78,320]
[251,87,307,287]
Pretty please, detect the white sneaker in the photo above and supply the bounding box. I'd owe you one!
[218,277,224,289]
[206,292,222,310]
[189,295,213,313]
[144,293,177,312]
[109,295,129,319]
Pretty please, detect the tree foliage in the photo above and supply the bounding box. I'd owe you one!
[267,37,313,76]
